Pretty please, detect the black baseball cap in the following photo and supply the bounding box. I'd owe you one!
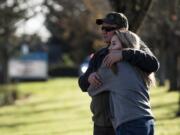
[96,12,129,29]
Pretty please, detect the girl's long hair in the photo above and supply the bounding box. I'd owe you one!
[115,30,156,87]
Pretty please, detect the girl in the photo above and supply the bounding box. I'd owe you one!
[88,30,155,135]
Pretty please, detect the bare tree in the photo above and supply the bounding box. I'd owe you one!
[0,0,27,83]
[109,0,153,32]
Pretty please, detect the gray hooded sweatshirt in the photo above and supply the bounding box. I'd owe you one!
[87,62,154,129]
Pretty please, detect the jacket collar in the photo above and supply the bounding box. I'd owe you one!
[99,46,109,56]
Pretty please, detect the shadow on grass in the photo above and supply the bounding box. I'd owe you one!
[156,115,178,121]
[0,114,88,128]
[46,128,91,135]
[151,91,167,98]
[0,103,86,117]
[152,101,177,109]
[15,127,91,135]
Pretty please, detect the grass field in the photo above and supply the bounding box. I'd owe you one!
[0,78,179,135]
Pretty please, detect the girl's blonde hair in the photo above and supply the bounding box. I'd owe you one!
[114,30,156,87]
[115,30,140,49]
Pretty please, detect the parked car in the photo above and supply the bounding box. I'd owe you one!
[79,54,94,76]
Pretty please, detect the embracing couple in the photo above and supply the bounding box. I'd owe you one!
[78,12,159,135]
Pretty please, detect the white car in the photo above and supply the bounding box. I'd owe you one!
[79,54,94,76]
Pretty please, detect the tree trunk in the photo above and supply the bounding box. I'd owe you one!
[158,48,166,86]
[0,27,10,84]
[0,46,9,84]
[109,0,153,32]
[177,87,180,116]
[177,56,180,116]
[168,52,178,91]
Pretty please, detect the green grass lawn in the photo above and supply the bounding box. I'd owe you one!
[0,78,179,135]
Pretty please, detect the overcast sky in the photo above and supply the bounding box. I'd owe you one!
[15,0,51,42]
[15,14,51,42]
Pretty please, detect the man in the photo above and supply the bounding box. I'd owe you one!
[78,12,159,135]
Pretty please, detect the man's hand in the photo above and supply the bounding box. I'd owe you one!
[88,72,102,88]
[103,50,123,68]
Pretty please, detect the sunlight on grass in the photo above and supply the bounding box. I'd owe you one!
[150,86,180,135]
[0,78,179,135]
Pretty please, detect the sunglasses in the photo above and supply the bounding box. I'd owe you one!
[101,26,117,32]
